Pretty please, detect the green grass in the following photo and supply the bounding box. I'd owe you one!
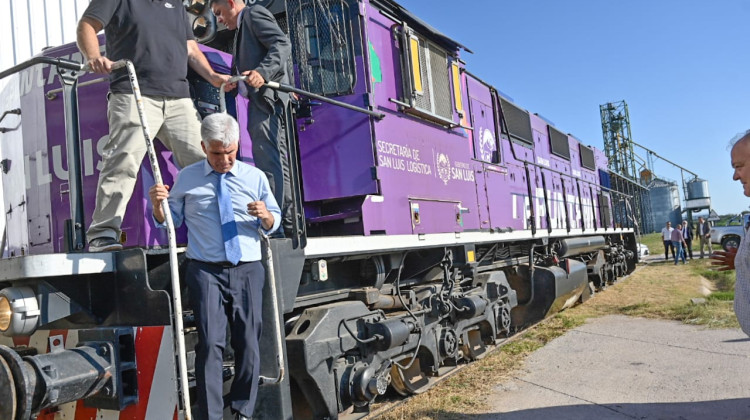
[695,267,736,291]
[638,232,664,256]
[708,291,735,301]
[377,251,741,420]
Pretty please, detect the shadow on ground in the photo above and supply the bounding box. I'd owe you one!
[407,398,750,420]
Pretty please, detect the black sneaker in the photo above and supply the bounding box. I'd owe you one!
[89,237,123,252]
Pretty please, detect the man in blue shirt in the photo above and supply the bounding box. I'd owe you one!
[149,113,280,420]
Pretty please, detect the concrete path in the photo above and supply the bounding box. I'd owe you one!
[481,315,750,420]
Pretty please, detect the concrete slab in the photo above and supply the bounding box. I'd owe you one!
[481,315,750,420]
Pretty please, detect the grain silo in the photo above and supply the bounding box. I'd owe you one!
[647,178,682,232]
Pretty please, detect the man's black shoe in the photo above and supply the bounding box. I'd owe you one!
[88,237,123,252]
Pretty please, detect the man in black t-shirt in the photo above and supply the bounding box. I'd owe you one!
[77,0,230,252]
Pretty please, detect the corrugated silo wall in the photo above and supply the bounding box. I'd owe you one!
[648,179,683,231]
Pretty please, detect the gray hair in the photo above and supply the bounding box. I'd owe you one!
[201,113,240,148]
[729,129,750,150]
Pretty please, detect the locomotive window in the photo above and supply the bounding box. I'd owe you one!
[402,31,454,124]
[499,98,533,146]
[548,125,570,160]
[579,144,596,170]
[287,0,356,96]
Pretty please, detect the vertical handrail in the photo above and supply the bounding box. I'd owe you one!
[57,66,87,252]
[110,60,193,420]
[219,76,286,385]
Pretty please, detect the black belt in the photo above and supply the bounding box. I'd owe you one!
[189,259,253,268]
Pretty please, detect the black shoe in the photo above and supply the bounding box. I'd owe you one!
[88,237,123,252]
[236,414,251,420]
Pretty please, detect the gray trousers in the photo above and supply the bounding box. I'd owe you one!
[87,94,204,241]
[248,100,293,232]
[699,235,713,257]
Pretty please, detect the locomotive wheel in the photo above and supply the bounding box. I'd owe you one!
[0,345,32,420]
[596,267,607,291]
[0,355,16,420]
[462,329,486,360]
[390,358,431,396]
[498,305,512,335]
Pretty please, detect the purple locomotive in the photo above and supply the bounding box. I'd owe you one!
[0,0,638,419]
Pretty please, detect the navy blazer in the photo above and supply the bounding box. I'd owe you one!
[682,224,693,240]
[233,5,291,114]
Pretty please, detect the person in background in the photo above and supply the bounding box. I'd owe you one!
[682,220,694,259]
[696,216,713,258]
[77,0,230,252]
[711,129,750,336]
[149,113,280,420]
[210,0,295,237]
[661,221,675,261]
[671,223,687,265]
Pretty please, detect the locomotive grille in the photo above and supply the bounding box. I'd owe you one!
[548,125,571,160]
[500,98,533,146]
[410,36,452,121]
[287,0,356,96]
[579,144,596,170]
[428,44,452,120]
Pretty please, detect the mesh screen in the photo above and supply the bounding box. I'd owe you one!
[548,126,570,160]
[579,144,596,170]
[287,0,356,96]
[428,44,452,119]
[500,98,533,145]
[409,37,452,120]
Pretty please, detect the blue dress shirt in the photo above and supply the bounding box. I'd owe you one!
[158,159,281,263]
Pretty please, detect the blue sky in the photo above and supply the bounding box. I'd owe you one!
[396,0,750,215]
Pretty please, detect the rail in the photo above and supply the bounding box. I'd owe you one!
[102,59,193,420]
[219,75,385,120]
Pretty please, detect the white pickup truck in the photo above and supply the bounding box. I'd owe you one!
[710,214,750,251]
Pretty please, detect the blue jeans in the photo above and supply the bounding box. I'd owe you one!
[672,241,686,264]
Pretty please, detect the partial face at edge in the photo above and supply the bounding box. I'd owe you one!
[731,137,750,197]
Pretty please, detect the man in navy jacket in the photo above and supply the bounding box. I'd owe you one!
[211,0,294,237]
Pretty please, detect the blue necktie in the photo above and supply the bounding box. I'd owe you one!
[217,173,242,265]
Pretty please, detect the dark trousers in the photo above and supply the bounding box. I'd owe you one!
[187,260,265,420]
[248,100,293,233]
[684,238,693,259]
[663,240,674,259]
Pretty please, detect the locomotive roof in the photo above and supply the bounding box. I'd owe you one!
[371,0,472,54]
